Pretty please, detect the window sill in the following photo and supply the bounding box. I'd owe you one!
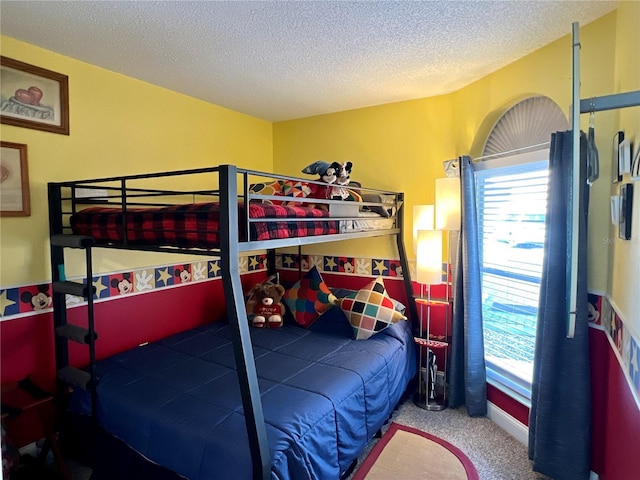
[486,368,532,409]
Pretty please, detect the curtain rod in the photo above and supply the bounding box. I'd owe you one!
[473,142,550,162]
[580,90,640,114]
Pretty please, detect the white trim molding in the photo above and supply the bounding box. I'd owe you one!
[487,401,529,446]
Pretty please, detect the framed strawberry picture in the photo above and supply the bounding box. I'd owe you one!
[0,56,69,135]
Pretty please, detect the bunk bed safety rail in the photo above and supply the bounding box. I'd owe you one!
[50,165,404,251]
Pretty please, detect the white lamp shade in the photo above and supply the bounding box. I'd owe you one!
[435,177,461,231]
[416,230,442,285]
[413,204,434,254]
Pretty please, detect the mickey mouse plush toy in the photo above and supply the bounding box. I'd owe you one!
[330,161,353,200]
[301,160,343,210]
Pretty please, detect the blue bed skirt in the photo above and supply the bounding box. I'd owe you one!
[70,319,416,480]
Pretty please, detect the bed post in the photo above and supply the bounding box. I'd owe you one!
[218,165,271,480]
[48,183,69,382]
[396,194,419,328]
[266,249,276,276]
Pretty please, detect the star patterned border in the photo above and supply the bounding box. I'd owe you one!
[0,254,268,318]
[276,253,422,279]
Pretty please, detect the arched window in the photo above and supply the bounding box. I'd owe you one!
[474,96,568,402]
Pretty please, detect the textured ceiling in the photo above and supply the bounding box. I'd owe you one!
[0,1,617,122]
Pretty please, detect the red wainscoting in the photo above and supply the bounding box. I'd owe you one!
[0,272,265,393]
[1,312,58,393]
[590,327,640,480]
[487,384,530,426]
[589,327,610,476]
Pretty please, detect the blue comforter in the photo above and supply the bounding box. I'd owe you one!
[83,319,416,480]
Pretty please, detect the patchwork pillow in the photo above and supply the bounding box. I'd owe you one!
[332,287,406,314]
[249,180,312,207]
[281,180,312,205]
[339,277,407,340]
[283,266,338,328]
[249,180,284,205]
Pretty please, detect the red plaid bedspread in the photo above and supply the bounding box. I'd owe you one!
[70,202,338,248]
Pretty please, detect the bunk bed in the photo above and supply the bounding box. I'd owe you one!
[47,164,419,480]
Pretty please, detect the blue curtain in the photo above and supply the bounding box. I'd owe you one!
[448,156,487,416]
[528,131,591,479]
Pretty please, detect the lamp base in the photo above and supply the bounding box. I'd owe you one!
[413,391,447,411]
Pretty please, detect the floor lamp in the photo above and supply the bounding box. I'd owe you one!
[431,177,460,409]
[414,228,445,410]
[435,177,461,293]
[412,177,460,410]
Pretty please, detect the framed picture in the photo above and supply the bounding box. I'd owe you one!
[619,183,633,240]
[612,131,624,184]
[0,142,31,216]
[0,56,69,135]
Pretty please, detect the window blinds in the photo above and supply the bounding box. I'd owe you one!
[475,158,549,398]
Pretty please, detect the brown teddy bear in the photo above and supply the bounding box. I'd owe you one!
[246,282,286,328]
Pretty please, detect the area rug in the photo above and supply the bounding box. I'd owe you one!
[352,422,479,480]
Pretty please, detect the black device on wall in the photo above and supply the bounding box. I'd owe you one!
[619,183,633,240]
[613,131,624,183]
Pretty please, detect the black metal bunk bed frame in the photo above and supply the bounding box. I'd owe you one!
[47,164,419,480]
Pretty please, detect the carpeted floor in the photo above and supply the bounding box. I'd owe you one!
[348,399,551,480]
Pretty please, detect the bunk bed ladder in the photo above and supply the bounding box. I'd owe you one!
[49,231,98,418]
[48,183,99,413]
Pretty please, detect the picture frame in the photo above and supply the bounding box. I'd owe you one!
[618,183,633,240]
[619,139,631,175]
[612,131,624,184]
[631,141,640,180]
[0,141,31,217]
[0,56,69,135]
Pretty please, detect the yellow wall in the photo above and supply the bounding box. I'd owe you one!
[609,0,640,333]
[273,93,455,258]
[0,37,273,286]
